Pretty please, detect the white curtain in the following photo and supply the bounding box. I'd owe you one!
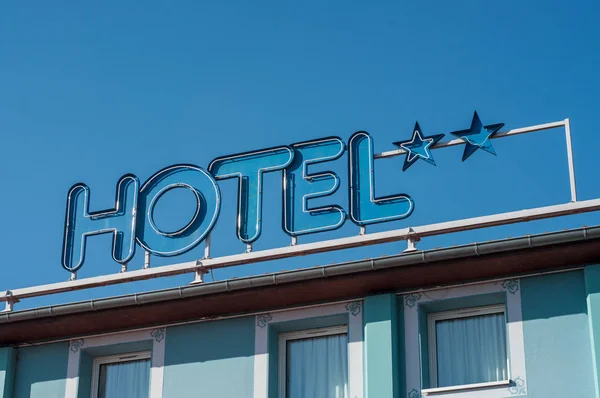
[435,313,507,387]
[98,359,151,398]
[286,333,348,398]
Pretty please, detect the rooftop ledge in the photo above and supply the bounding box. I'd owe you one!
[1,224,600,345]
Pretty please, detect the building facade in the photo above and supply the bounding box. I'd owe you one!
[0,226,600,398]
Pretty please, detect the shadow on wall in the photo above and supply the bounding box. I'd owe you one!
[521,271,589,320]
[161,316,255,398]
[13,342,69,398]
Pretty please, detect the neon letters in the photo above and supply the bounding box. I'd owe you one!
[62,132,414,272]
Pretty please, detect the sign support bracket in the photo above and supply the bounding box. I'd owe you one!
[192,262,209,284]
[404,228,420,253]
[1,291,18,313]
[564,118,577,202]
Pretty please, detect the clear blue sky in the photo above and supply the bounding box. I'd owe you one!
[1,1,599,309]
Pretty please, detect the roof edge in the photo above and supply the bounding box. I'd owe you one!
[1,225,599,325]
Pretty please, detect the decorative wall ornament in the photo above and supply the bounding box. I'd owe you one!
[393,122,445,171]
[508,377,527,395]
[450,111,504,161]
[256,313,273,328]
[408,388,421,398]
[69,339,84,353]
[345,301,362,316]
[404,293,422,308]
[501,279,520,295]
[150,327,166,343]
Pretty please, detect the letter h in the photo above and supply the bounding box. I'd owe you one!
[62,175,139,272]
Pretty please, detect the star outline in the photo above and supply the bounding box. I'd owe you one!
[393,122,445,171]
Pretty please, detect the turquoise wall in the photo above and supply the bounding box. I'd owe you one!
[1,270,598,398]
[397,298,405,397]
[0,348,16,398]
[521,271,596,397]
[13,342,68,398]
[585,264,600,398]
[162,316,255,398]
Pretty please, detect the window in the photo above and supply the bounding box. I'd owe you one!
[427,305,508,390]
[90,351,151,398]
[254,302,363,398]
[404,281,527,397]
[279,326,349,398]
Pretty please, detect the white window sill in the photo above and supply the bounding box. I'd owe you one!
[422,380,511,395]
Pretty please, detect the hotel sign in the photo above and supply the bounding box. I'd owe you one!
[62,112,504,272]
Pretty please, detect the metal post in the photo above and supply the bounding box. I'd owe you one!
[191,268,209,284]
[3,301,13,312]
[246,244,253,253]
[70,271,77,281]
[204,233,212,259]
[144,251,151,269]
[291,236,298,246]
[404,237,419,253]
[2,291,17,312]
[120,263,128,273]
[564,118,577,202]
[404,229,420,252]
[359,226,366,235]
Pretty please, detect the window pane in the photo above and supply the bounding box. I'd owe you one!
[286,333,348,398]
[435,312,507,387]
[98,359,151,398]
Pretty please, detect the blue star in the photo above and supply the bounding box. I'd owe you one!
[451,111,505,161]
[393,122,445,171]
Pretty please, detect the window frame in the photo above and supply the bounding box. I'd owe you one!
[426,304,509,390]
[278,325,349,398]
[90,351,152,398]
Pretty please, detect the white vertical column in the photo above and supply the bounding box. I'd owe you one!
[564,118,578,202]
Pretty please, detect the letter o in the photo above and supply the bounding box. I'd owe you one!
[136,164,221,256]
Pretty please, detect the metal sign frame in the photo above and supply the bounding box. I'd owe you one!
[1,119,587,311]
